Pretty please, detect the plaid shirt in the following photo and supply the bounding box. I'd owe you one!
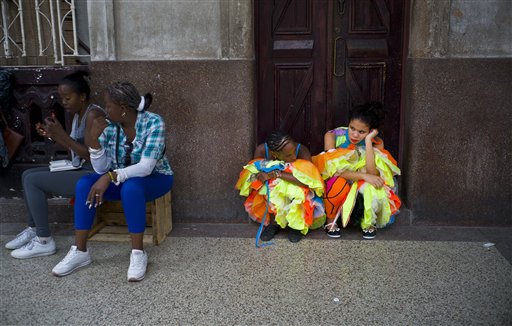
[98,111,173,175]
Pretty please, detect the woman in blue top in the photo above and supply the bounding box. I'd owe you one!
[52,82,173,282]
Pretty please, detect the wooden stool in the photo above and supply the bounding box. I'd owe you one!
[88,191,172,245]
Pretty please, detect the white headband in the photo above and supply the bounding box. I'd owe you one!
[137,96,145,111]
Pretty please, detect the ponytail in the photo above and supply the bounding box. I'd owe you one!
[143,93,152,110]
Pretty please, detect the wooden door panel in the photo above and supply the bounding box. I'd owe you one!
[277,65,313,130]
[257,0,403,155]
[273,0,311,33]
[347,63,386,104]
[257,0,327,153]
[349,0,390,33]
[331,0,404,157]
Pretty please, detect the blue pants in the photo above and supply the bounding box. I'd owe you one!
[75,173,173,233]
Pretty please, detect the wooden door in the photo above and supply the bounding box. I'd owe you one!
[256,0,406,156]
[329,0,406,157]
[256,0,328,154]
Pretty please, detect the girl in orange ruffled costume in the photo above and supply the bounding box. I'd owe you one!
[236,130,325,243]
[313,102,401,240]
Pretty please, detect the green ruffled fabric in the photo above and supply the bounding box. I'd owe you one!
[239,160,326,235]
[237,169,253,197]
[322,150,363,179]
[360,184,392,229]
[237,160,285,196]
[292,167,325,197]
[323,148,400,186]
[270,181,308,233]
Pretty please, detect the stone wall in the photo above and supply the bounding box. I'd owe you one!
[88,0,253,60]
[86,1,255,222]
[90,61,254,222]
[403,0,512,225]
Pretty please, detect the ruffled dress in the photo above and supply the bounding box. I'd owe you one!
[312,127,401,229]
[235,144,326,235]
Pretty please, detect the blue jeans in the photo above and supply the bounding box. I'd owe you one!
[75,173,173,233]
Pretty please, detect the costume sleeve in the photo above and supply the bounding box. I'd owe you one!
[235,159,261,197]
[372,148,401,187]
[312,148,363,179]
[235,159,279,197]
[289,159,325,197]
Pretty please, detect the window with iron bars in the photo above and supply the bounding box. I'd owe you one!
[1,0,90,66]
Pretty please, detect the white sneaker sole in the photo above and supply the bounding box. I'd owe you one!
[127,273,145,282]
[11,249,56,259]
[52,259,92,277]
[327,233,342,238]
[362,235,376,240]
[5,240,34,250]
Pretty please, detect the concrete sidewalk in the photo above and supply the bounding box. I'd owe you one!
[1,224,511,325]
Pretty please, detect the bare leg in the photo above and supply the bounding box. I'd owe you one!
[75,230,89,252]
[131,233,144,250]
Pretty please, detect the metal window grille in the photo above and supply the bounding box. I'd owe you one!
[1,0,89,65]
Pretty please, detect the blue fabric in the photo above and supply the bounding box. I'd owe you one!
[295,143,301,157]
[74,173,173,233]
[255,181,274,248]
[253,160,285,173]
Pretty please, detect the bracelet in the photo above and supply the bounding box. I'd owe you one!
[108,171,120,186]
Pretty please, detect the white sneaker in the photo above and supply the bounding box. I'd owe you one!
[127,249,147,282]
[52,245,92,277]
[11,237,56,259]
[5,227,36,249]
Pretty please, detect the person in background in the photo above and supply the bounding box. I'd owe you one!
[5,71,105,259]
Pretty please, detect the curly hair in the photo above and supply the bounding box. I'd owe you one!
[348,102,386,130]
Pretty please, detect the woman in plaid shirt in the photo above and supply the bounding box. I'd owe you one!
[52,82,173,281]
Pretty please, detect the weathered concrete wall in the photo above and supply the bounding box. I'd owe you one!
[88,0,253,60]
[404,0,512,225]
[86,1,255,222]
[409,0,512,58]
[403,58,512,225]
[90,61,254,222]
